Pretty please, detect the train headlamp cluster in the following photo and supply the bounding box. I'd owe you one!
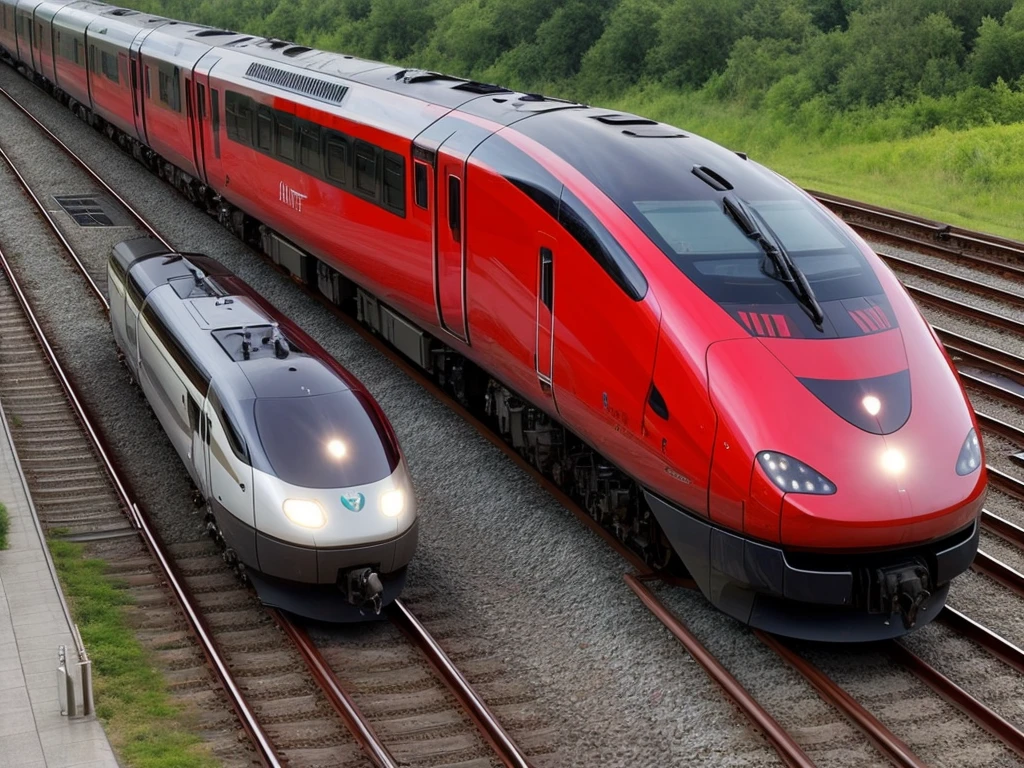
[758,452,836,495]
[956,429,981,476]
[283,498,327,529]
[380,488,405,517]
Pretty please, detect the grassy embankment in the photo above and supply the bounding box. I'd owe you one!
[607,86,1024,241]
[48,539,217,768]
[0,502,8,550]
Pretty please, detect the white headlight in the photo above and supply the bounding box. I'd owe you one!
[283,498,327,529]
[380,488,404,517]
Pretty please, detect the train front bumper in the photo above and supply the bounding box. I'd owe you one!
[645,491,979,641]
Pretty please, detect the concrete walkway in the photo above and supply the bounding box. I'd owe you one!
[0,406,119,768]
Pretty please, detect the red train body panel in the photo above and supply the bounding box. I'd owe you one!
[0,0,987,641]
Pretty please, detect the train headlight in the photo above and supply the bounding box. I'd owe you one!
[956,429,982,476]
[757,452,836,495]
[283,498,327,529]
[379,488,404,518]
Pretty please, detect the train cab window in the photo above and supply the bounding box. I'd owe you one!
[383,152,405,216]
[187,396,201,434]
[220,408,249,464]
[414,161,428,209]
[448,176,462,242]
[275,113,296,163]
[101,50,118,83]
[355,141,380,199]
[256,106,273,153]
[299,123,321,173]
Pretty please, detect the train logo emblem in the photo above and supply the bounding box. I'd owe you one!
[341,493,365,512]
[279,181,308,212]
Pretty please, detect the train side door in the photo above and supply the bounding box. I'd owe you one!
[187,394,210,498]
[184,76,202,179]
[204,388,255,529]
[535,230,557,404]
[433,138,469,343]
[129,38,147,144]
[191,53,220,185]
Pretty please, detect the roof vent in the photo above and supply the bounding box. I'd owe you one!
[393,68,459,84]
[453,80,511,95]
[263,39,290,50]
[107,9,138,16]
[623,126,687,138]
[593,113,658,126]
[195,29,235,37]
[245,62,348,106]
[283,45,312,57]
[691,165,733,191]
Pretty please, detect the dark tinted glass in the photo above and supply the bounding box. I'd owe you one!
[255,390,398,488]
[414,162,428,208]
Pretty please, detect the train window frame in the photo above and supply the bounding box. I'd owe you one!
[256,105,273,153]
[354,140,380,200]
[448,175,462,242]
[158,64,181,112]
[382,152,405,217]
[275,112,296,164]
[211,89,221,157]
[414,161,428,209]
[299,122,321,174]
[324,132,348,187]
[219,407,249,464]
[101,49,118,83]
[225,91,253,146]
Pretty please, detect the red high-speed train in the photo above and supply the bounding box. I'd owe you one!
[0,0,987,640]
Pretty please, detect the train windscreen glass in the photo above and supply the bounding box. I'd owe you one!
[255,391,398,489]
[634,197,879,303]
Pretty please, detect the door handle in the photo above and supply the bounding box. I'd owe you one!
[540,247,553,310]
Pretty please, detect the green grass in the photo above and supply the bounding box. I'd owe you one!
[603,86,1024,242]
[0,503,8,550]
[48,540,217,768]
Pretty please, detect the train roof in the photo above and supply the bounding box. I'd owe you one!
[111,239,350,402]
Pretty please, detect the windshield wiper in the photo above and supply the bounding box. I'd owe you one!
[723,194,825,331]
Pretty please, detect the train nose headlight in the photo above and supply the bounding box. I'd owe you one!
[380,488,405,518]
[956,428,982,476]
[283,499,327,529]
[758,452,836,495]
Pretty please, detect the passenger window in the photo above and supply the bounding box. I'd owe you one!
[325,135,348,187]
[256,106,273,153]
[355,141,379,198]
[300,123,321,173]
[211,89,221,158]
[383,152,405,216]
[275,113,296,163]
[101,50,118,83]
[414,161,428,209]
[448,176,462,242]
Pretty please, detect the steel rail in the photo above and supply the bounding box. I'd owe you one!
[938,606,1024,676]
[0,84,172,250]
[881,251,1024,310]
[270,610,399,768]
[981,509,1024,550]
[390,598,534,768]
[975,411,1024,447]
[755,631,925,768]
[906,283,1024,336]
[889,640,1024,760]
[624,574,817,768]
[988,466,1024,503]
[972,551,1024,597]
[0,244,281,767]
[0,141,106,306]
[937,327,1024,379]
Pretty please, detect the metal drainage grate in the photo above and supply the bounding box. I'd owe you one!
[52,195,117,227]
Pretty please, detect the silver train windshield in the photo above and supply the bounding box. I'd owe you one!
[254,391,397,489]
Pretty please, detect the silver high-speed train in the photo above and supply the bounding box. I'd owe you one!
[108,237,418,620]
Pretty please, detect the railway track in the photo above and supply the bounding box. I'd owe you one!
[6,68,1024,768]
[0,86,546,768]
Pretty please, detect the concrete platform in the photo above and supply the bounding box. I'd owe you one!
[0,404,119,768]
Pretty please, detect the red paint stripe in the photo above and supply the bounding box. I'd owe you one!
[761,314,776,337]
[856,309,878,332]
[772,314,791,338]
[871,305,891,329]
[750,313,765,336]
[849,311,870,333]
[738,311,753,331]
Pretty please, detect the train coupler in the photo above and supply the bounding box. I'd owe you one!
[346,568,384,614]
[874,562,932,629]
